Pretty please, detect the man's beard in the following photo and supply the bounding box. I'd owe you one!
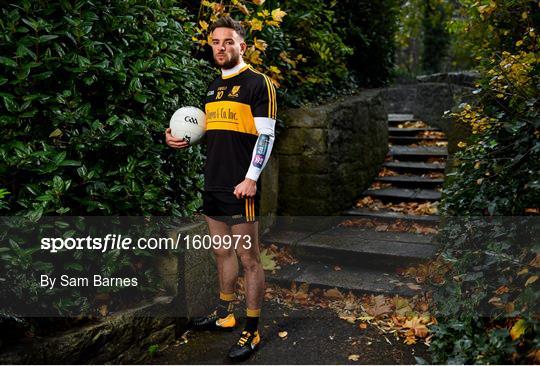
[214,52,240,70]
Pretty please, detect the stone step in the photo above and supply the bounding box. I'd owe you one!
[375,174,444,187]
[387,114,419,126]
[388,127,441,135]
[362,188,442,201]
[264,225,437,270]
[389,135,446,144]
[343,207,440,223]
[388,113,416,122]
[389,146,448,158]
[266,260,423,297]
[383,161,446,172]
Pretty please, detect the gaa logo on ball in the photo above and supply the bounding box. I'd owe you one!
[184,115,198,125]
[170,106,206,144]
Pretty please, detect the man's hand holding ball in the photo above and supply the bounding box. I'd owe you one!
[165,128,190,149]
[165,106,206,150]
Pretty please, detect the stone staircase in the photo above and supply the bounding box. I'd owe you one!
[263,113,447,297]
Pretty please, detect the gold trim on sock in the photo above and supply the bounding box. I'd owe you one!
[220,292,236,301]
[246,308,261,317]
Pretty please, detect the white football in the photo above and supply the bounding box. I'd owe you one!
[169,106,206,145]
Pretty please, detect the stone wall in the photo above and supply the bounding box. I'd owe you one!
[277,90,388,215]
[381,72,477,156]
[260,154,279,234]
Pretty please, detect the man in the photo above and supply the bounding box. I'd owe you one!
[165,16,276,361]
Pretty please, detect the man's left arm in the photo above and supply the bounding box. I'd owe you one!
[233,75,277,199]
[233,117,276,198]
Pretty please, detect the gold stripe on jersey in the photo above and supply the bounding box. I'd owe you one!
[263,74,276,119]
[269,76,277,118]
[250,67,277,119]
[205,101,258,135]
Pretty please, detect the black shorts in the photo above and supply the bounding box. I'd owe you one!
[203,191,260,224]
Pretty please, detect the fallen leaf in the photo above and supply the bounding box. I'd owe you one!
[358,323,368,329]
[348,354,360,361]
[406,283,422,291]
[260,248,277,271]
[403,317,429,338]
[510,319,527,340]
[488,296,504,308]
[324,288,344,300]
[278,331,288,338]
[529,253,540,268]
[99,305,108,316]
[505,302,515,313]
[339,314,357,324]
[525,275,538,287]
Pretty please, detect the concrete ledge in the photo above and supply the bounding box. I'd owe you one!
[0,297,176,364]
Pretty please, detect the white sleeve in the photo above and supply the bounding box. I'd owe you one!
[245,117,276,181]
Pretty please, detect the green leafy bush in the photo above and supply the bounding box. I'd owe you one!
[278,0,355,105]
[192,0,359,106]
[0,0,211,317]
[0,0,212,218]
[430,1,540,363]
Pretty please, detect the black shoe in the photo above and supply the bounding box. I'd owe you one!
[189,311,236,331]
[228,330,261,362]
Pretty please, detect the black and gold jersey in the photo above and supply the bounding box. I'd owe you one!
[204,64,276,192]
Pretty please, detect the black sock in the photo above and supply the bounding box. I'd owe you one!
[245,316,259,333]
[216,292,235,318]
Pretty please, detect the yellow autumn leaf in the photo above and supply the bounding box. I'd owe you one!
[271,8,287,22]
[358,315,374,322]
[236,3,250,15]
[265,20,280,27]
[477,5,488,13]
[199,20,209,31]
[260,248,277,270]
[253,37,268,51]
[457,141,467,148]
[250,18,263,31]
[348,354,360,361]
[510,319,527,340]
[268,65,281,74]
[525,275,538,287]
[245,48,263,65]
[278,331,288,338]
[49,128,63,138]
[522,11,528,19]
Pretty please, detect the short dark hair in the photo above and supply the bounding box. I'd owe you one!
[209,16,246,39]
